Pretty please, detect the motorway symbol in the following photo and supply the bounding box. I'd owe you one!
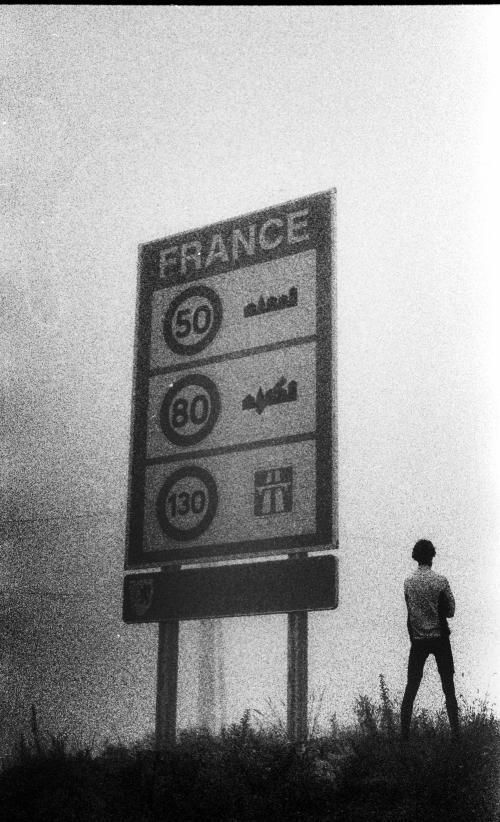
[163,285,222,356]
[160,373,221,447]
[156,465,218,542]
[254,466,293,516]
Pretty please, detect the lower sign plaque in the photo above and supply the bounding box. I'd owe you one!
[123,555,339,622]
[156,465,218,542]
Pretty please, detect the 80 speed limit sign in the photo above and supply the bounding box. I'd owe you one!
[160,373,221,447]
[163,285,222,356]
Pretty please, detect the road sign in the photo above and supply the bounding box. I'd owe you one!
[123,555,338,622]
[126,190,337,568]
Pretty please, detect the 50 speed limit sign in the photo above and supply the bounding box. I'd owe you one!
[159,373,221,447]
[163,285,222,356]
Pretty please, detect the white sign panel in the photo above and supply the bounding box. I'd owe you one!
[146,343,316,459]
[143,441,317,554]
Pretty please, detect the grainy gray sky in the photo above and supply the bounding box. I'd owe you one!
[0,6,499,750]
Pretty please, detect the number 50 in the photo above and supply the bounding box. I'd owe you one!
[175,304,212,338]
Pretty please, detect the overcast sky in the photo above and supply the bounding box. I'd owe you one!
[1,6,499,750]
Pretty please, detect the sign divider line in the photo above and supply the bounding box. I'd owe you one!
[145,431,317,466]
[149,334,317,377]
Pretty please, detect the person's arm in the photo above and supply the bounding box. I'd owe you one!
[438,580,455,637]
[405,589,414,641]
[440,580,455,618]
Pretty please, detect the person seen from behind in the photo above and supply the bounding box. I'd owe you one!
[401,539,459,739]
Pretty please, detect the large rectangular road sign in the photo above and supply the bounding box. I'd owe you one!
[123,555,338,622]
[126,191,337,568]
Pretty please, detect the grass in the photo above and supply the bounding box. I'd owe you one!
[1,679,499,821]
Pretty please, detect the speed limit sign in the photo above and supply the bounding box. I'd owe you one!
[156,465,218,542]
[163,285,222,356]
[159,373,221,447]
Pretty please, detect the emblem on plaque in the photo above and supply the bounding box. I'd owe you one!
[128,577,155,617]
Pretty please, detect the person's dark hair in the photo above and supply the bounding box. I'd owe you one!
[412,539,436,564]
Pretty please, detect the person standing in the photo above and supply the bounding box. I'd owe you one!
[401,539,459,739]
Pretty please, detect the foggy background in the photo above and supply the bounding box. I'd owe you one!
[1,6,499,754]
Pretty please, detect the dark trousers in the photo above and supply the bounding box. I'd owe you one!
[401,637,459,737]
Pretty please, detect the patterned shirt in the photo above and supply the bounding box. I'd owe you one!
[404,566,455,640]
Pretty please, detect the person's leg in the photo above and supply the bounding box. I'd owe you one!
[434,639,459,736]
[401,643,428,739]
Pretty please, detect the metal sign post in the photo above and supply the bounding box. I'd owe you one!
[287,552,308,745]
[155,618,179,749]
[287,609,308,745]
[155,566,180,749]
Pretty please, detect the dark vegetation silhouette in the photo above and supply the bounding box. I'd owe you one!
[1,677,499,821]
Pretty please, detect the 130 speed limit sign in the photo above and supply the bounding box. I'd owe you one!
[163,285,222,356]
[159,373,221,447]
[156,465,218,542]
